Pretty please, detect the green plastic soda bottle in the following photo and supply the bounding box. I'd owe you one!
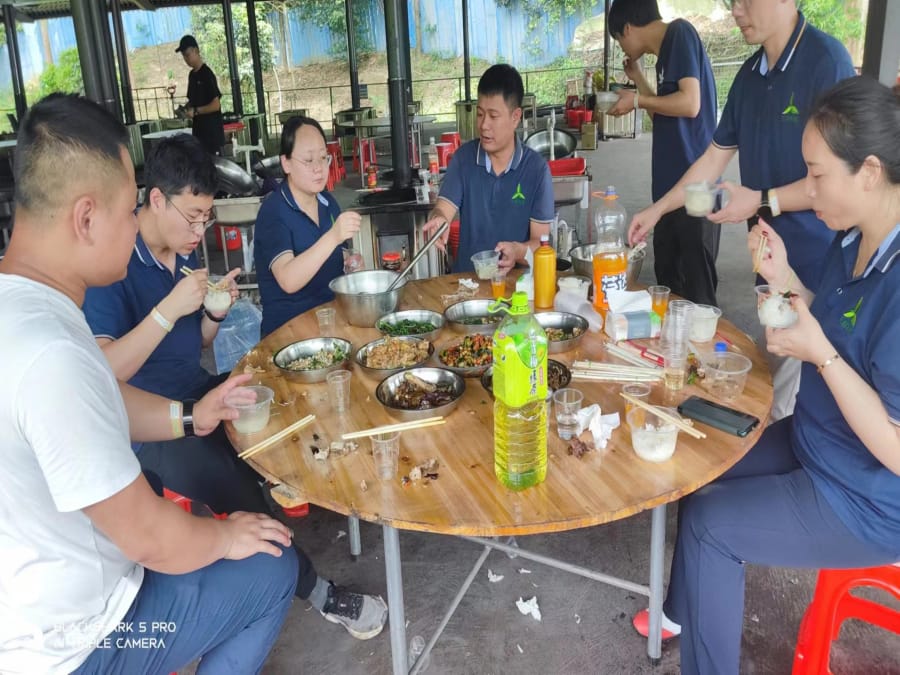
[491,291,549,490]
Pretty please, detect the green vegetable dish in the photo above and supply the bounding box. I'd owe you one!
[377,319,438,336]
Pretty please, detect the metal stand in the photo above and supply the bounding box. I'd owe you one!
[383,525,409,675]
[348,515,362,560]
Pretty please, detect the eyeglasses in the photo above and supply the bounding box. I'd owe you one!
[166,195,216,234]
[291,155,333,171]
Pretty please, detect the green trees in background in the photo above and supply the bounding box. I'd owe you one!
[36,48,82,98]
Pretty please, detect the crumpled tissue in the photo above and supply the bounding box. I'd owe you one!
[575,404,621,448]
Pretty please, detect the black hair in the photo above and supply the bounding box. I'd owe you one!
[143,134,217,198]
[14,93,128,210]
[810,76,900,185]
[477,64,524,111]
[607,0,663,38]
[281,116,328,158]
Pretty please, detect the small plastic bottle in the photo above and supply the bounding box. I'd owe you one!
[533,234,557,310]
[427,137,439,175]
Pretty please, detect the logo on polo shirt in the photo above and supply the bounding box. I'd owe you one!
[782,93,800,117]
[512,183,526,202]
[840,296,863,332]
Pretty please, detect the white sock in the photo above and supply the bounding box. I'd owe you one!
[661,612,682,635]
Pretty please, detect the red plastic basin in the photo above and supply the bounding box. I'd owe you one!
[548,158,586,177]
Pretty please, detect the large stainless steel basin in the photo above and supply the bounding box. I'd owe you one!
[524,129,577,160]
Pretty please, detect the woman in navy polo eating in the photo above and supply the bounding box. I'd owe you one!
[632,77,900,674]
[254,116,361,336]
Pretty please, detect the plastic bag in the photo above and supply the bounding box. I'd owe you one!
[212,299,262,374]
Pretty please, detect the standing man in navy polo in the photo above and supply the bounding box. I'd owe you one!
[176,34,225,156]
[606,0,718,306]
[423,64,554,273]
[627,0,854,420]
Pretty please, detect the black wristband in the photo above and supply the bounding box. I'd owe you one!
[758,189,773,221]
[204,309,227,322]
[182,400,196,438]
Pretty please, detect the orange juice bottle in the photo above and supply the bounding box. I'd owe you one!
[533,235,556,309]
[592,247,627,313]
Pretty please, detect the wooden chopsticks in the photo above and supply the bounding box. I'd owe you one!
[341,416,446,440]
[619,392,706,439]
[572,360,663,383]
[180,266,217,290]
[752,233,768,274]
[238,414,316,460]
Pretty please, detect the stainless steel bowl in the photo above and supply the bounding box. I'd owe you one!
[329,270,408,327]
[524,129,578,160]
[273,337,352,383]
[444,299,507,335]
[376,367,466,421]
[436,335,493,377]
[354,336,434,378]
[569,244,647,289]
[376,309,444,343]
[481,359,572,398]
[534,311,589,353]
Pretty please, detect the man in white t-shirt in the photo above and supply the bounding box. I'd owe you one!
[0,94,299,674]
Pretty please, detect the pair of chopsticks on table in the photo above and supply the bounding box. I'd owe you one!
[341,416,445,440]
[180,265,218,290]
[572,359,663,383]
[238,414,316,460]
[619,392,706,439]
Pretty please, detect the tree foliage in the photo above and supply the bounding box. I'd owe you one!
[37,48,82,98]
[799,0,864,46]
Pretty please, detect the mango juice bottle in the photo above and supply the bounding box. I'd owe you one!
[491,292,548,490]
[592,186,628,313]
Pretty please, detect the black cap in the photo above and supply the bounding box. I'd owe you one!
[175,35,198,53]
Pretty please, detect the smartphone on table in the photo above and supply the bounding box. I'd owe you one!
[677,396,761,437]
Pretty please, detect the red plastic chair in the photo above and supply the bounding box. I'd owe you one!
[792,563,900,674]
[326,140,345,180]
[351,137,376,173]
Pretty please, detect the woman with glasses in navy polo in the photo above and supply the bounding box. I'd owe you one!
[254,116,361,336]
[632,77,900,674]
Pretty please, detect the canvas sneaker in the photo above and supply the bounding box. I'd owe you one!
[321,583,388,640]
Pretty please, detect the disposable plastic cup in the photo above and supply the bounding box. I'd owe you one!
[622,382,651,414]
[690,304,722,342]
[372,431,401,480]
[553,387,583,440]
[327,370,351,413]
[230,385,274,434]
[316,307,336,336]
[648,285,670,318]
[204,274,233,314]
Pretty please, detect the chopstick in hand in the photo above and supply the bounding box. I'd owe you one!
[752,233,768,274]
[180,265,217,290]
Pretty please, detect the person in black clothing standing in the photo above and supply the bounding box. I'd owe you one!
[176,35,225,156]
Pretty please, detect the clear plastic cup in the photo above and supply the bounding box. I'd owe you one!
[343,248,363,274]
[689,304,722,342]
[470,250,501,279]
[327,370,351,413]
[663,345,687,392]
[204,274,233,315]
[230,385,274,434]
[648,285,670,318]
[372,431,401,480]
[316,307,336,336]
[661,299,695,348]
[701,352,753,402]
[622,382,651,414]
[756,285,798,328]
[627,407,680,462]
[552,387,583,440]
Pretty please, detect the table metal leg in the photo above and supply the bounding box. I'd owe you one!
[647,504,667,663]
[348,515,361,560]
[383,524,408,675]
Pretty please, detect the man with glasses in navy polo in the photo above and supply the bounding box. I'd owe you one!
[423,64,554,273]
[627,0,854,421]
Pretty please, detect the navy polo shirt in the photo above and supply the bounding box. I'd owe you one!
[792,225,900,556]
[651,19,717,201]
[254,182,343,336]
[83,233,210,401]
[713,13,854,289]
[438,138,554,273]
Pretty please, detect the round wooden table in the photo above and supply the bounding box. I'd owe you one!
[229,274,773,674]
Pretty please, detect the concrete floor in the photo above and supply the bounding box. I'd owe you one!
[219,134,899,674]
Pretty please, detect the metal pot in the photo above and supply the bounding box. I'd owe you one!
[329,270,408,327]
[523,129,577,160]
[569,244,646,289]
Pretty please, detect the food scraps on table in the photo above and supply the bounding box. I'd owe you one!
[401,458,440,486]
[440,334,493,368]
[440,279,480,306]
[567,437,595,458]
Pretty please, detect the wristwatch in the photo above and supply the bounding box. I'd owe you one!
[758,188,781,221]
[182,400,196,437]
[204,309,226,323]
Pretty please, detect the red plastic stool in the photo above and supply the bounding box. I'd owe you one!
[792,563,900,674]
[163,488,228,521]
[447,219,461,260]
[440,131,461,151]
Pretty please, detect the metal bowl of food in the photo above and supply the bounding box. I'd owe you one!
[376,367,466,421]
[329,270,408,327]
[481,359,572,398]
[376,309,444,343]
[444,299,507,335]
[273,337,352,383]
[534,311,589,353]
[354,336,434,378]
[569,244,646,289]
[436,333,493,377]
